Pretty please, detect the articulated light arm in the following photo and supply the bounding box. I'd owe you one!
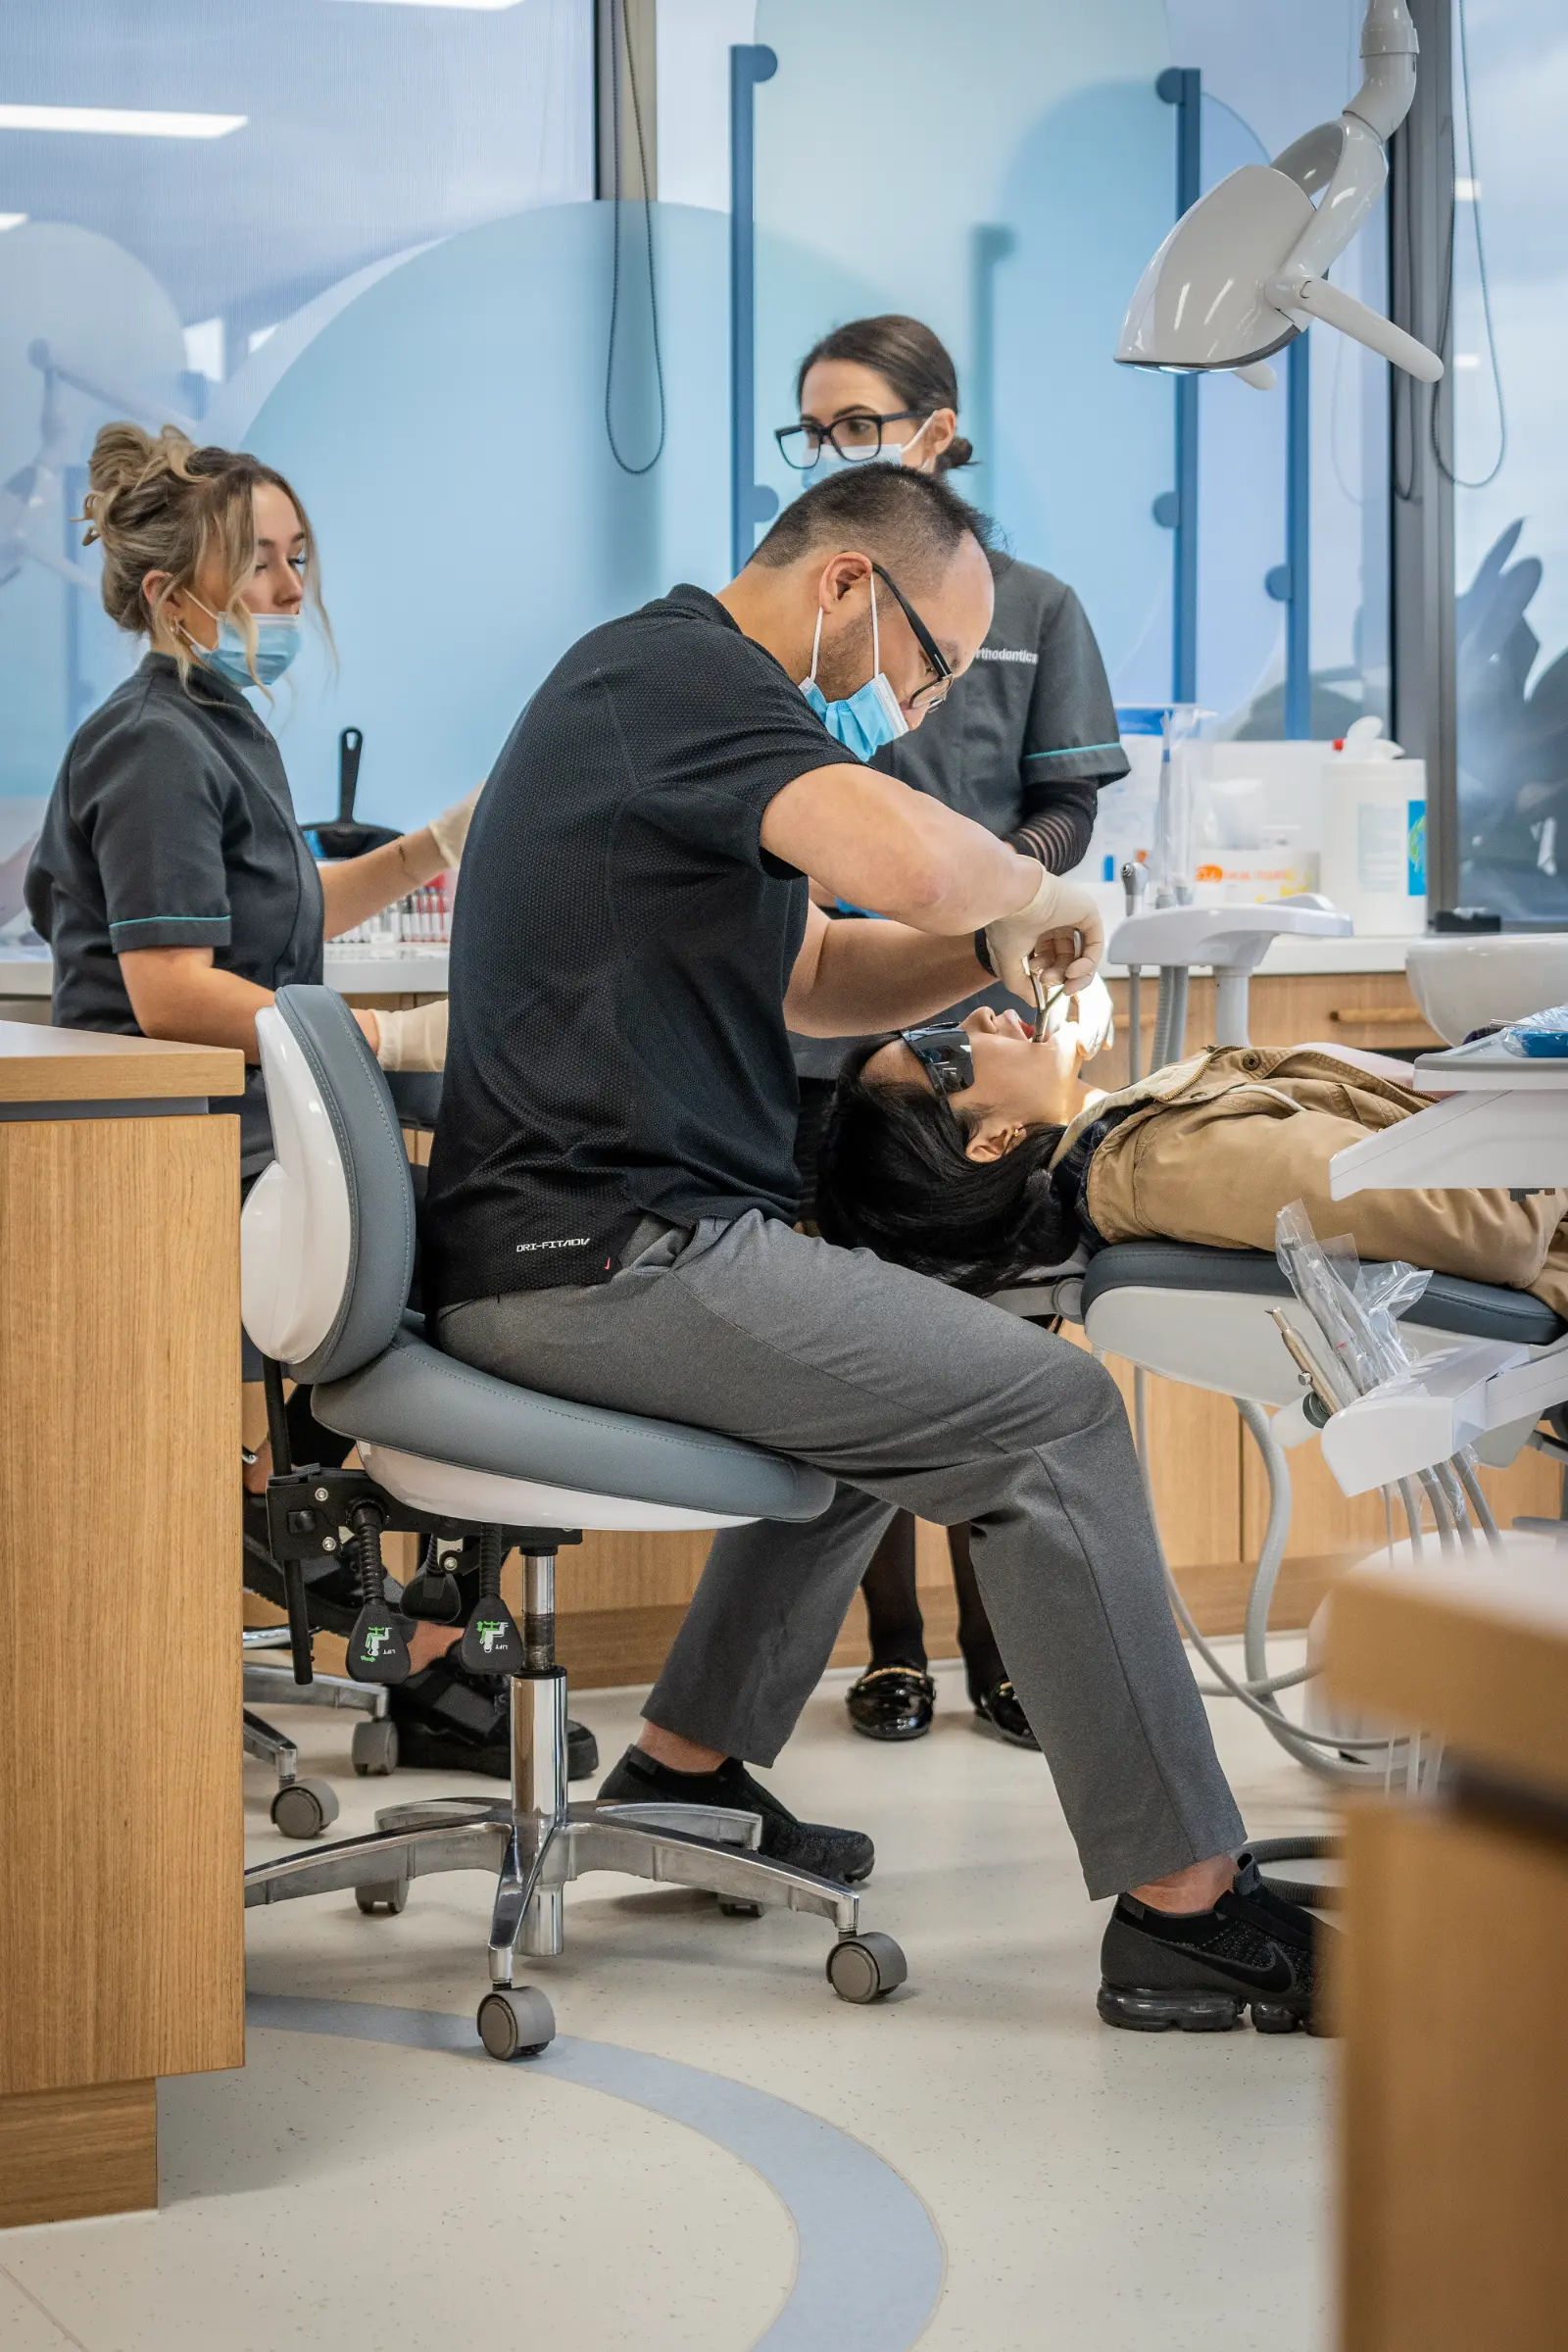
[1115,0,1442,387]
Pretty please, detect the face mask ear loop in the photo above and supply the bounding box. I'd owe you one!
[869,569,881,682]
[809,606,824,687]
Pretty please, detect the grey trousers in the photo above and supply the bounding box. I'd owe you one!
[439,1210,1244,1897]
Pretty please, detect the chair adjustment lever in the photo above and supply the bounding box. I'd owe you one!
[459,1525,526,1677]
[346,1497,411,1686]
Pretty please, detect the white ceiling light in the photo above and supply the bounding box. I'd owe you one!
[1116,0,1443,390]
[0,104,246,138]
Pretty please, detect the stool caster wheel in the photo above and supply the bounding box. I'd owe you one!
[270,1778,339,1839]
[477,1985,556,2061]
[718,1899,763,1918]
[826,1932,906,2005]
[354,1878,409,1916]
[352,1718,400,1777]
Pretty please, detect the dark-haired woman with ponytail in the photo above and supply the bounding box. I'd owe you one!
[778,316,1126,1750]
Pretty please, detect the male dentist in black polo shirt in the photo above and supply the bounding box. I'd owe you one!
[424,466,1321,2033]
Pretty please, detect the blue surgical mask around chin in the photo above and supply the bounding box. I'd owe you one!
[798,576,909,760]
[193,606,303,691]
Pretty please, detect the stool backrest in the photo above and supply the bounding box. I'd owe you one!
[240,986,416,1384]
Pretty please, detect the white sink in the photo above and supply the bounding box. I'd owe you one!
[1406,934,1568,1044]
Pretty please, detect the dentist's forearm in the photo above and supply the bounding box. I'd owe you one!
[785,921,990,1038]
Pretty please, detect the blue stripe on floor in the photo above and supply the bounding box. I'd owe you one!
[247,1995,945,2351]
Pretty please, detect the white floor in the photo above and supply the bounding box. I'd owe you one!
[0,1645,1336,2352]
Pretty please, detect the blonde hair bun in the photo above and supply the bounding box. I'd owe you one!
[78,421,325,677]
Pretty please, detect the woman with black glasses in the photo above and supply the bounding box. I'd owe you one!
[779,314,1125,1753]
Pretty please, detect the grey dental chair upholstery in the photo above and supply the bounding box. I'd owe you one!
[240,1069,444,1838]
[241,987,907,2056]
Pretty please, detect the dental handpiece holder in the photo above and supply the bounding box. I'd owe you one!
[1108,901,1352,1062]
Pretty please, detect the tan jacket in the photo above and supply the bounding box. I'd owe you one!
[1054,1046,1568,1321]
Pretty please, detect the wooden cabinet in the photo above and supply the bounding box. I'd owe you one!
[0,1027,247,2230]
[1090,966,1444,1095]
[1328,1557,1568,2352]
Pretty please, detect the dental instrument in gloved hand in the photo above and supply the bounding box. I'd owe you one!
[1030,966,1117,1054]
[979,866,1103,1007]
[1029,964,1065,1043]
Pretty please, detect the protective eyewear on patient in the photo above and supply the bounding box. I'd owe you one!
[901,1024,974,1111]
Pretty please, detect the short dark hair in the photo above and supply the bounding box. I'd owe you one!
[814,1040,1078,1296]
[795,314,974,472]
[749,463,993,586]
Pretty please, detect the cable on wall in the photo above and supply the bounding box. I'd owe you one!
[604,0,666,476]
[1431,0,1506,491]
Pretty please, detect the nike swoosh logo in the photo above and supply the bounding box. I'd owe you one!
[1162,1938,1297,1994]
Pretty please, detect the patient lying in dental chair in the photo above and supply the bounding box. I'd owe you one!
[814,998,1568,1321]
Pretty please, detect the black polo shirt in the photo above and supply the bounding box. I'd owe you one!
[24,653,323,1176]
[422,584,846,1308]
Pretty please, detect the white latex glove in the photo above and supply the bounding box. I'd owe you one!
[1044,969,1115,1058]
[373,997,449,1072]
[982,866,1104,1005]
[427,781,484,869]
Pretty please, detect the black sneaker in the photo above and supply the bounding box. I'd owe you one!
[846,1664,936,1741]
[388,1654,598,1782]
[971,1680,1040,1750]
[597,1746,874,1885]
[1098,1852,1328,2034]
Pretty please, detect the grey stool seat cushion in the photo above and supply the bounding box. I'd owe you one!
[314,1323,834,1524]
[1081,1241,1565,1348]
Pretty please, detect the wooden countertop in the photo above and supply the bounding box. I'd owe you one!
[0,1022,245,1103]
[1324,1542,1568,1796]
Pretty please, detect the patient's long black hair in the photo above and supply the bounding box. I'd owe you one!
[815,1040,1079,1294]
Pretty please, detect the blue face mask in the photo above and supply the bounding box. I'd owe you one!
[799,578,909,761]
[195,608,302,691]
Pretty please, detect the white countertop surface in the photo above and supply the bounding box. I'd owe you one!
[1105,931,1411,978]
[0,931,1411,999]
[0,943,452,998]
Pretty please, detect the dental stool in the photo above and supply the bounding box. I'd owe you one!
[240,1069,442,1837]
[240,986,907,2057]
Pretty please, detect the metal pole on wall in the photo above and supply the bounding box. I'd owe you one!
[730,44,779,577]
[1389,0,1456,908]
[1286,334,1311,737]
[1154,68,1201,704]
[1275,332,1312,737]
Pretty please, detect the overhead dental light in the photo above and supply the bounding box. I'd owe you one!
[1115,0,1443,391]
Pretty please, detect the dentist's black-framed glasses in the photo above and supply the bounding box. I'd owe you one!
[900,1023,974,1143]
[870,562,953,712]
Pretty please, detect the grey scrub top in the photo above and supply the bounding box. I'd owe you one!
[793,551,1128,1080]
[877,551,1128,847]
[24,651,324,1176]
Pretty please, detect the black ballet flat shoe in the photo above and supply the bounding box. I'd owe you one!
[846,1664,936,1742]
[598,1747,874,1885]
[971,1680,1040,1749]
[1097,1852,1329,2035]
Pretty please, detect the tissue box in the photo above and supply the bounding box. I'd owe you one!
[1192,853,1320,905]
